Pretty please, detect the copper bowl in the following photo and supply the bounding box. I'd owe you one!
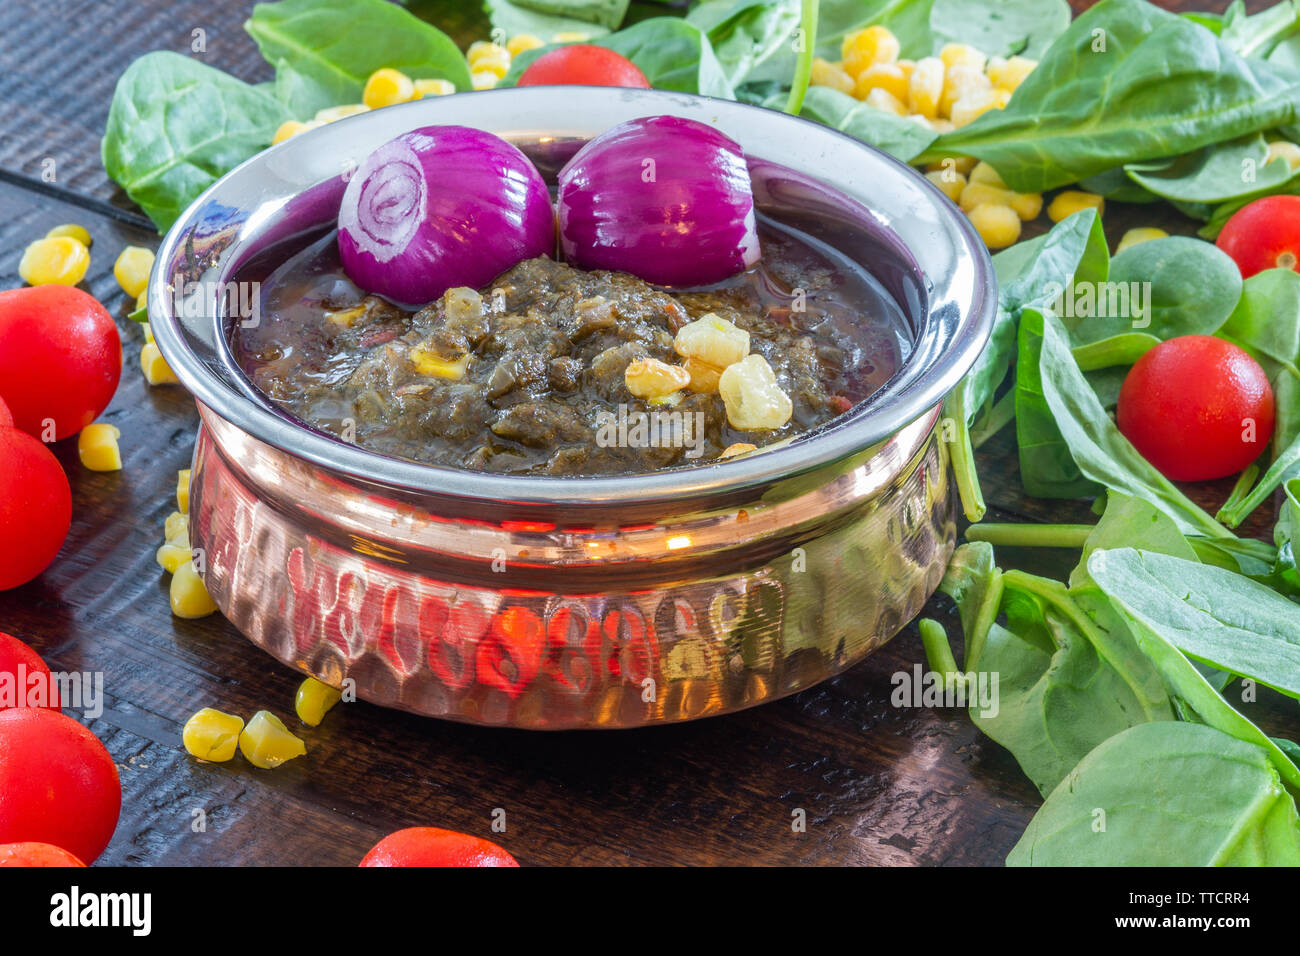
[150,87,996,728]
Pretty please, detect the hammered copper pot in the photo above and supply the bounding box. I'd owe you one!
[150,87,996,729]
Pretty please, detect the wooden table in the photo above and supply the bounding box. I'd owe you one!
[0,0,1293,867]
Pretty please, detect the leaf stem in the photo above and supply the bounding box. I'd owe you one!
[970,391,1015,449]
[944,390,987,522]
[784,0,819,115]
[966,522,1095,549]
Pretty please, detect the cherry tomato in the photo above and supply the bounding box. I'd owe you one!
[0,633,59,711]
[359,827,519,867]
[1215,195,1300,279]
[0,285,121,440]
[517,45,650,89]
[0,395,11,429]
[0,842,85,867]
[1117,335,1275,482]
[0,709,121,864]
[0,427,72,591]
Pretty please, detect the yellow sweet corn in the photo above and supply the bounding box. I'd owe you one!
[950,88,998,127]
[164,510,189,547]
[77,424,122,472]
[925,169,967,203]
[624,358,691,400]
[967,204,1021,249]
[170,560,218,619]
[854,63,908,103]
[141,343,180,385]
[238,711,306,770]
[472,54,511,79]
[719,355,793,431]
[182,708,244,762]
[46,223,91,247]
[552,31,590,43]
[865,87,908,116]
[811,57,855,96]
[939,65,991,119]
[295,677,343,727]
[506,34,544,58]
[908,57,945,119]
[177,469,191,513]
[471,70,500,90]
[19,237,89,286]
[987,55,1037,93]
[363,68,416,108]
[1009,191,1044,221]
[1266,140,1300,172]
[968,161,1006,188]
[992,87,1013,109]
[409,345,470,380]
[413,77,456,98]
[1048,190,1105,223]
[896,59,916,82]
[842,25,901,76]
[314,103,370,123]
[931,118,956,134]
[939,42,987,74]
[114,245,154,297]
[272,120,305,145]
[1116,227,1169,254]
[959,182,1041,221]
[156,544,190,575]
[467,41,509,65]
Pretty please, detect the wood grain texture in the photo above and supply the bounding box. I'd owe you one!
[0,0,1295,868]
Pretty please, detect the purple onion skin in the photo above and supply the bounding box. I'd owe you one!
[338,125,554,306]
[557,115,760,287]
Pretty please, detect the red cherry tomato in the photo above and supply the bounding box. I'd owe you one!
[0,395,11,429]
[0,709,121,864]
[359,827,519,867]
[0,842,85,867]
[0,427,72,591]
[1216,195,1300,279]
[0,285,121,440]
[1117,335,1275,482]
[517,45,651,89]
[0,633,59,711]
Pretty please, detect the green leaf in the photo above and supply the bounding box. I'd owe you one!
[797,86,937,161]
[1124,133,1296,207]
[1220,0,1300,60]
[1069,493,1199,589]
[506,0,628,30]
[101,52,290,232]
[687,0,801,89]
[918,0,1300,193]
[1008,721,1300,865]
[245,0,473,109]
[1070,332,1159,371]
[814,0,935,60]
[929,0,1071,59]
[484,0,614,41]
[1089,548,1300,701]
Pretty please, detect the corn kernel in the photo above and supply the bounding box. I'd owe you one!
[156,543,190,575]
[182,708,244,762]
[46,223,91,247]
[624,357,691,400]
[1116,226,1169,254]
[987,55,1037,93]
[927,155,976,175]
[409,345,470,380]
[1009,192,1043,221]
[939,66,991,119]
[968,161,1006,188]
[908,57,945,119]
[1048,190,1105,223]
[720,442,757,459]
[164,510,189,547]
[141,343,180,385]
[171,560,218,619]
[295,677,343,727]
[114,245,154,298]
[719,355,793,431]
[272,120,306,145]
[684,357,722,394]
[864,87,908,116]
[413,77,456,98]
[314,103,370,123]
[992,87,1013,109]
[811,57,855,96]
[959,182,1015,212]
[506,34,544,57]
[552,31,591,43]
[471,70,499,90]
[19,236,89,286]
[77,423,122,472]
[931,118,956,134]
[472,54,511,79]
[854,63,908,102]
[950,88,998,127]
[968,203,1022,249]
[467,41,510,65]
[363,68,416,108]
[177,469,191,513]
[940,43,987,74]
[896,59,915,82]
[1266,140,1300,172]
[238,710,306,770]
[842,25,901,76]
[910,115,934,130]
[925,169,966,203]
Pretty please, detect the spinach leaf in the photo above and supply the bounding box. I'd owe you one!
[484,0,614,40]
[245,0,473,107]
[917,0,1300,193]
[102,52,290,232]
[1089,548,1300,701]
[502,18,734,96]
[814,0,934,60]
[1221,0,1300,60]
[687,0,801,89]
[1077,166,1161,204]
[1124,133,1296,207]
[1065,237,1242,346]
[797,87,937,161]
[1068,493,1198,589]
[1070,332,1159,371]
[938,542,1003,667]
[1008,721,1300,866]
[505,0,628,30]
[1200,174,1300,240]
[929,0,1071,60]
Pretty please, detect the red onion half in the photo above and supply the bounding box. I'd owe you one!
[557,116,760,287]
[338,125,554,305]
